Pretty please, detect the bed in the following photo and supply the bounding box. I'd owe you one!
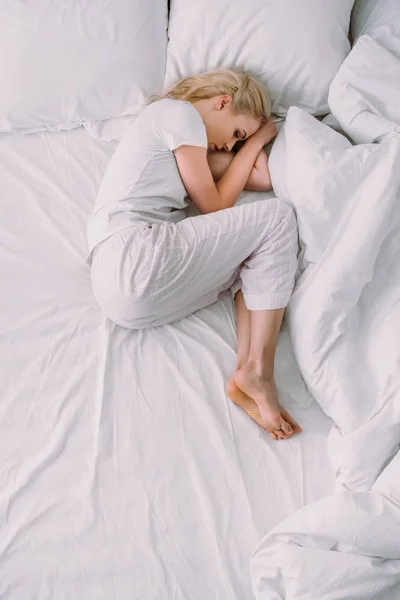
[1,1,400,599]
[0,127,332,599]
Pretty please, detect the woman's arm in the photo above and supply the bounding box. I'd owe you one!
[214,120,275,202]
[174,120,276,214]
[207,149,272,192]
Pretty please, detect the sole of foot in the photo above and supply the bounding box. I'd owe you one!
[226,378,302,441]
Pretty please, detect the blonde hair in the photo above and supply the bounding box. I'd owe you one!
[151,69,271,123]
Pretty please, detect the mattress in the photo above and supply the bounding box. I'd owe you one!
[0,128,334,599]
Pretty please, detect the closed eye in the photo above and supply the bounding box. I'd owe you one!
[235,129,247,140]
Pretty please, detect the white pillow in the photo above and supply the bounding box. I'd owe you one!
[165,0,354,117]
[329,35,400,144]
[0,1,167,133]
[269,107,379,268]
[351,0,400,56]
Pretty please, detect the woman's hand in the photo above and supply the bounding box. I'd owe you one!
[251,118,277,147]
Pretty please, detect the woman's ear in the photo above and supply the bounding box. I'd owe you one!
[216,95,232,111]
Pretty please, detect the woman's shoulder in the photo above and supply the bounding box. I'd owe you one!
[136,97,207,151]
[141,97,203,131]
[147,97,196,117]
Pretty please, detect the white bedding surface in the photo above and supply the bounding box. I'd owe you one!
[0,128,333,599]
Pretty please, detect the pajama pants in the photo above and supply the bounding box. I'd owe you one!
[90,198,298,329]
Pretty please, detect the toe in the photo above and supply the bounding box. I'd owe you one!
[280,419,293,436]
[280,408,302,434]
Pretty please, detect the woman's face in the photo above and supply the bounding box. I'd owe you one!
[203,95,262,152]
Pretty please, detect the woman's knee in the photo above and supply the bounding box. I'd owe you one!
[253,198,297,248]
[254,197,295,229]
[268,200,299,258]
[275,200,297,232]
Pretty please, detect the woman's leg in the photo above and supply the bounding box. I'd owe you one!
[235,307,302,439]
[233,290,251,370]
[226,292,301,440]
[226,292,270,434]
[208,150,272,191]
[94,198,300,438]
[176,199,300,437]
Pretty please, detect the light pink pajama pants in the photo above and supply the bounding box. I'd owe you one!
[90,198,298,329]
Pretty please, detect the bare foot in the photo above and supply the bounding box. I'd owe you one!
[226,379,301,440]
[227,368,302,440]
[226,379,275,435]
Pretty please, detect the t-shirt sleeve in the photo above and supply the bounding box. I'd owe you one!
[156,100,208,152]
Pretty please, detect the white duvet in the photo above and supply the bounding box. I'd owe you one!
[251,33,400,599]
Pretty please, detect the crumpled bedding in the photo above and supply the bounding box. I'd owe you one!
[251,29,400,600]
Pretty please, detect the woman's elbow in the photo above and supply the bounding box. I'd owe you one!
[246,168,273,191]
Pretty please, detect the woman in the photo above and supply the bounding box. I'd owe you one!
[86,69,301,440]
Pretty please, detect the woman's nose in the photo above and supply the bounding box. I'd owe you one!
[224,140,235,152]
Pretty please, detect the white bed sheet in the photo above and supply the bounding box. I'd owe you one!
[0,127,333,599]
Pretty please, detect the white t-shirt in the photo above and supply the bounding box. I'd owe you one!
[86,98,208,264]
